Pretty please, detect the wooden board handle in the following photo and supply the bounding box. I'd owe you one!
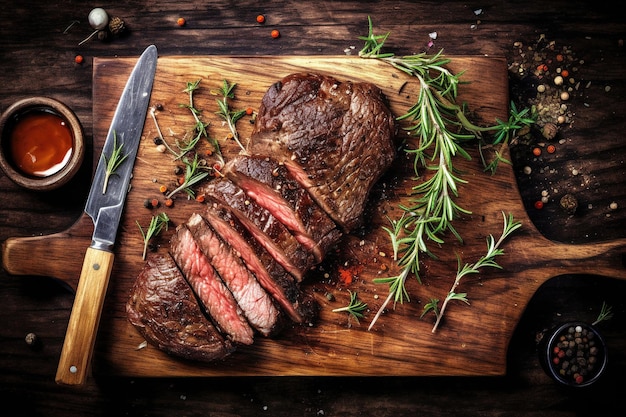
[55,247,114,386]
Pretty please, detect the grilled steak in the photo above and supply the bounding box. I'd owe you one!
[203,205,314,323]
[200,178,315,281]
[127,72,396,363]
[224,154,341,262]
[249,73,396,231]
[171,223,254,345]
[126,253,235,362]
[186,212,282,336]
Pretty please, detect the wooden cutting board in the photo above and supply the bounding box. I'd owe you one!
[3,55,625,377]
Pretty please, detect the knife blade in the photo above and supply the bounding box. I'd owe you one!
[55,45,158,386]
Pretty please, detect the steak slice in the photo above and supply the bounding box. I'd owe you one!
[223,154,342,262]
[200,178,315,281]
[249,72,396,232]
[171,223,254,345]
[126,253,235,362]
[186,212,282,337]
[204,204,318,324]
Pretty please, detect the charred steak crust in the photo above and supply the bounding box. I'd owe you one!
[127,72,396,363]
[126,253,235,362]
[249,73,397,232]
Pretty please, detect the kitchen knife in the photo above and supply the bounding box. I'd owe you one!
[55,45,158,386]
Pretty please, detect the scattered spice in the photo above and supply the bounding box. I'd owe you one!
[271,29,280,39]
[337,264,363,285]
[256,14,265,24]
[164,198,174,207]
[74,55,84,64]
[534,200,544,209]
[245,107,254,116]
[159,185,167,194]
[532,147,542,156]
[177,17,186,27]
[546,144,556,154]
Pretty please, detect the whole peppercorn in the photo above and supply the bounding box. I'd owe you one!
[108,16,126,36]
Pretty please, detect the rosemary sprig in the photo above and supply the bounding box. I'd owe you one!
[359,18,532,330]
[137,212,170,260]
[165,153,210,199]
[101,131,128,194]
[592,302,614,326]
[332,291,368,324]
[423,212,522,332]
[215,79,248,153]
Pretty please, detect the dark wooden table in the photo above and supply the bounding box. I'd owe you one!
[1,1,624,415]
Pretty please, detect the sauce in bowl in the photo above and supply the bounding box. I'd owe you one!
[8,109,74,177]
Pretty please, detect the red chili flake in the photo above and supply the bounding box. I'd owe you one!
[337,265,363,285]
[245,107,254,116]
[532,147,542,156]
[547,144,556,154]
[74,55,84,64]
[537,64,548,73]
[256,14,265,24]
[534,200,544,210]
[271,29,280,39]
[195,194,205,203]
[177,17,186,27]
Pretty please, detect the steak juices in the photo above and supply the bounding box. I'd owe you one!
[127,73,397,361]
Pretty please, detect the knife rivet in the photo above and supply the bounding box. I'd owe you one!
[93,263,100,271]
[69,365,78,374]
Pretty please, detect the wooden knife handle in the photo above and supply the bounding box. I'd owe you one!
[55,247,114,386]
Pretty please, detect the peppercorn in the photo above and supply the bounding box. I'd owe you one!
[271,29,280,39]
[143,199,153,209]
[256,14,265,24]
[74,55,84,64]
[153,137,163,145]
[532,147,542,156]
[177,17,186,27]
[534,200,544,210]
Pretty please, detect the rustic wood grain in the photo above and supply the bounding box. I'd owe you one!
[4,55,624,378]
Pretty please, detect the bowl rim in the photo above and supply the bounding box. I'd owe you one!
[540,321,608,388]
[0,96,85,191]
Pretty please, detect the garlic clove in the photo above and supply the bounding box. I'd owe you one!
[88,7,109,30]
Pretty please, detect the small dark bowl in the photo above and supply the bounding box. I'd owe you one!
[539,321,608,388]
[0,97,85,191]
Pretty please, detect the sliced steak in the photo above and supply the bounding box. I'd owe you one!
[170,223,254,345]
[200,178,315,281]
[223,154,342,262]
[249,72,396,231]
[204,204,317,324]
[126,253,235,362]
[186,212,282,337]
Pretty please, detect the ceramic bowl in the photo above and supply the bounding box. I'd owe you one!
[539,321,608,388]
[0,97,85,191]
